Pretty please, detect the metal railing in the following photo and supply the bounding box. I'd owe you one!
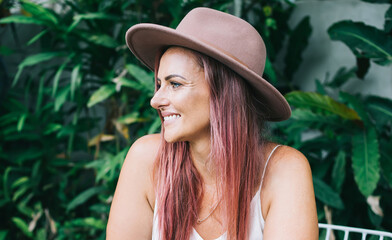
[319,223,392,240]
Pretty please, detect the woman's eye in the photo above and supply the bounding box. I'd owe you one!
[171,82,181,88]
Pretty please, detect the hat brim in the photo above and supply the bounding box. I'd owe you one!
[125,23,291,121]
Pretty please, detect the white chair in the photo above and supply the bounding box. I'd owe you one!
[319,223,392,240]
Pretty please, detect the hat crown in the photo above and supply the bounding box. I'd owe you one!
[176,8,266,76]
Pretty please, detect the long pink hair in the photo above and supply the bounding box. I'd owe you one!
[154,47,265,240]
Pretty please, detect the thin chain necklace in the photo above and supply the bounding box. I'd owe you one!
[196,198,221,224]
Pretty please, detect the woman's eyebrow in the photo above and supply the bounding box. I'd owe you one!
[165,74,186,81]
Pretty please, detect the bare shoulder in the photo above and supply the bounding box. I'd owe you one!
[262,144,313,201]
[106,134,161,240]
[126,133,161,163]
[121,134,161,204]
[261,144,318,240]
[267,144,311,177]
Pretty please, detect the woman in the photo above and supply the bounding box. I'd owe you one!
[107,7,318,240]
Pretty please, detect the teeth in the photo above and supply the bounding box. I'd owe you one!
[164,114,181,121]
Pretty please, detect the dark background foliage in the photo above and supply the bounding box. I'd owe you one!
[0,0,391,239]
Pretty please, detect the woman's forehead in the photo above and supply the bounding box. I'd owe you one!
[158,47,204,78]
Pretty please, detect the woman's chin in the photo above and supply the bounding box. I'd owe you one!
[163,134,179,143]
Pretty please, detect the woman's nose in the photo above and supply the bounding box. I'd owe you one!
[150,88,170,110]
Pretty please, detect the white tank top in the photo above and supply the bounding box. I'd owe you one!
[152,145,281,240]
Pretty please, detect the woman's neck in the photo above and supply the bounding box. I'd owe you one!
[189,138,216,185]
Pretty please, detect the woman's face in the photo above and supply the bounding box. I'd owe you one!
[151,47,211,143]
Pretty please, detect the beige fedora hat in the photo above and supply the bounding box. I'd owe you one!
[125,7,291,121]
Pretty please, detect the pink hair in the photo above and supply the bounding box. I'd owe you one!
[153,47,265,240]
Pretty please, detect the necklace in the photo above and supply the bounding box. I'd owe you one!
[196,198,221,224]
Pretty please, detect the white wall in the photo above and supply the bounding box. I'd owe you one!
[289,0,392,99]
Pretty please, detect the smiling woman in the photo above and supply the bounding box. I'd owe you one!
[151,47,211,144]
[107,7,318,240]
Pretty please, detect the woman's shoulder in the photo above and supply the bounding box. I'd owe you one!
[123,134,161,182]
[125,134,161,166]
[107,134,161,238]
[263,143,310,175]
[120,134,161,206]
[261,142,314,212]
[260,143,312,200]
[261,143,318,239]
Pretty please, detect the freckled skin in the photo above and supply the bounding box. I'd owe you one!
[150,47,211,144]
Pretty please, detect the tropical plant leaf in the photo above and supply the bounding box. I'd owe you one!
[12,185,29,201]
[27,29,48,46]
[116,77,145,91]
[70,64,81,100]
[360,0,392,3]
[328,20,392,65]
[339,91,370,125]
[73,12,122,21]
[352,127,380,197]
[11,177,29,189]
[52,61,67,97]
[13,51,66,87]
[117,112,148,125]
[12,217,33,238]
[0,231,8,240]
[15,197,34,217]
[327,67,356,88]
[3,167,12,201]
[44,123,62,135]
[367,206,383,227]
[66,217,106,230]
[164,0,182,26]
[0,45,13,56]
[87,84,116,108]
[0,15,45,25]
[284,16,312,80]
[87,133,115,147]
[20,0,59,26]
[17,113,27,132]
[290,108,347,130]
[315,79,326,95]
[385,5,392,33]
[285,91,360,120]
[125,64,154,91]
[380,140,392,188]
[35,229,46,240]
[264,57,277,84]
[19,52,66,68]
[14,147,44,163]
[148,116,162,134]
[67,186,106,211]
[366,96,392,124]
[54,85,70,112]
[35,74,45,113]
[77,32,119,48]
[331,150,346,193]
[67,12,121,31]
[313,177,345,209]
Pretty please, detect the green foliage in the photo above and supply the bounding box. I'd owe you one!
[328,21,392,66]
[284,16,312,80]
[286,91,360,120]
[313,177,345,209]
[0,0,170,238]
[1,0,391,238]
[273,1,392,230]
[352,127,380,197]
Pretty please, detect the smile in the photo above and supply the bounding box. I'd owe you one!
[163,114,181,121]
